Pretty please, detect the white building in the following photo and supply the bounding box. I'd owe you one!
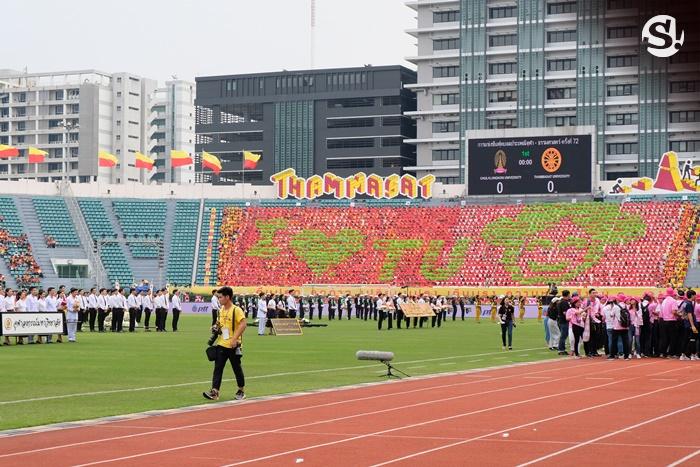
[0,69,195,185]
[148,80,195,184]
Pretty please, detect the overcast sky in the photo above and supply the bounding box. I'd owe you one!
[4,0,416,82]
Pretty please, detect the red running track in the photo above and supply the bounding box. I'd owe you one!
[1,359,700,466]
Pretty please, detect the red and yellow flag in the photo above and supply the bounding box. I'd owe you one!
[243,150,260,170]
[28,147,48,164]
[135,152,155,170]
[171,150,193,168]
[98,151,118,168]
[202,151,222,175]
[0,144,19,158]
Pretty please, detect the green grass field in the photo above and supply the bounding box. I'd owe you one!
[0,315,558,431]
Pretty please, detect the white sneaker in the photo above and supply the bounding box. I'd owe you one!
[691,355,699,361]
[635,353,641,359]
[680,355,690,361]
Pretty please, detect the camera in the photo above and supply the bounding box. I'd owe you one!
[207,324,221,346]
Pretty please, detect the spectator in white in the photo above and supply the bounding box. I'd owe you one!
[286,290,298,318]
[15,290,28,345]
[171,289,182,332]
[127,288,139,332]
[26,286,40,344]
[256,292,267,336]
[210,289,220,326]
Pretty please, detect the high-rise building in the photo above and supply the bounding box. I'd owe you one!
[194,66,417,185]
[404,0,700,185]
[148,80,196,184]
[0,70,195,185]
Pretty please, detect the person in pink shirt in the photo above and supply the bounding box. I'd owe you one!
[609,293,631,360]
[659,288,680,358]
[567,297,585,358]
[628,297,643,358]
[583,288,603,357]
[645,293,661,357]
[695,296,700,356]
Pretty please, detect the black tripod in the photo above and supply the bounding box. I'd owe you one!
[380,360,410,379]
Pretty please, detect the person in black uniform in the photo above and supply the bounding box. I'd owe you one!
[328,297,337,320]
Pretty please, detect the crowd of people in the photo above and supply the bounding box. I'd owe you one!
[0,230,42,289]
[542,287,700,360]
[0,279,184,345]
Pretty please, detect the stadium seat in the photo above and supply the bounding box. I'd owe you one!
[32,197,80,247]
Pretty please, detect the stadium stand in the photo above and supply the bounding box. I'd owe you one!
[112,200,166,258]
[32,198,80,247]
[167,200,200,286]
[217,202,700,288]
[0,197,42,288]
[78,199,133,286]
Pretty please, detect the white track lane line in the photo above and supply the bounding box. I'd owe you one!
[369,375,698,467]
[667,448,700,467]
[69,361,628,467]
[517,401,700,466]
[0,359,599,458]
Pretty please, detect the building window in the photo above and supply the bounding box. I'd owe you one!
[220,103,264,123]
[670,51,700,64]
[488,119,517,129]
[433,66,459,78]
[669,111,700,123]
[382,96,401,106]
[327,118,374,128]
[670,81,699,93]
[327,158,374,169]
[433,10,459,23]
[433,93,459,105]
[547,58,576,71]
[670,140,700,152]
[489,90,517,102]
[547,87,577,99]
[489,34,517,47]
[607,84,638,96]
[382,157,403,168]
[489,62,517,75]
[607,0,635,9]
[432,121,458,133]
[15,135,24,144]
[327,138,375,149]
[433,38,459,51]
[14,92,26,103]
[548,2,576,14]
[546,115,577,126]
[196,106,214,124]
[547,30,577,43]
[607,142,638,154]
[67,88,79,99]
[489,6,517,19]
[436,176,460,184]
[16,121,25,131]
[381,137,403,147]
[48,134,63,143]
[327,97,375,108]
[432,149,459,160]
[607,55,638,68]
[607,26,637,39]
[381,116,402,126]
[607,113,638,126]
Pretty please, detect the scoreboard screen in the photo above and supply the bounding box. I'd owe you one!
[467,134,592,195]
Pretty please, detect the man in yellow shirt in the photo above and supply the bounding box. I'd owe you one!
[203,286,247,401]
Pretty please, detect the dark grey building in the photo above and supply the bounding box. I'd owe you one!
[194,66,417,185]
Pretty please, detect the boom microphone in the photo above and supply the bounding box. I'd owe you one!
[356,350,395,362]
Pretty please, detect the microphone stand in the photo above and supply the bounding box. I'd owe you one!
[380,360,410,379]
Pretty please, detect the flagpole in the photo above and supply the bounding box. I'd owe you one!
[242,150,245,201]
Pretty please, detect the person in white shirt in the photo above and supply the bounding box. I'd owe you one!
[76,289,86,332]
[286,291,298,319]
[111,288,126,332]
[210,289,220,326]
[95,288,109,332]
[3,288,15,345]
[14,290,28,345]
[266,295,277,335]
[154,289,168,332]
[127,288,139,332]
[66,298,80,343]
[171,289,182,332]
[45,287,60,343]
[135,291,143,327]
[87,288,98,332]
[142,291,153,332]
[26,286,40,344]
[256,292,268,336]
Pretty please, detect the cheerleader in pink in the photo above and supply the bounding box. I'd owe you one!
[567,297,585,358]
[628,298,643,358]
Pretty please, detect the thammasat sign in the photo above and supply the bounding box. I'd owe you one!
[270,169,436,200]
[1,312,64,336]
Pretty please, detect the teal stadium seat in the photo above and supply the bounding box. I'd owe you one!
[112,200,167,258]
[167,200,199,286]
[32,197,80,246]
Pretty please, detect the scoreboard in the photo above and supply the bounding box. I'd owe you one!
[467,134,592,195]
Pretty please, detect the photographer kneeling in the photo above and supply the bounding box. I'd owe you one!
[203,286,247,401]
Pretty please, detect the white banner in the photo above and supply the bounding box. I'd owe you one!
[1,312,64,336]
